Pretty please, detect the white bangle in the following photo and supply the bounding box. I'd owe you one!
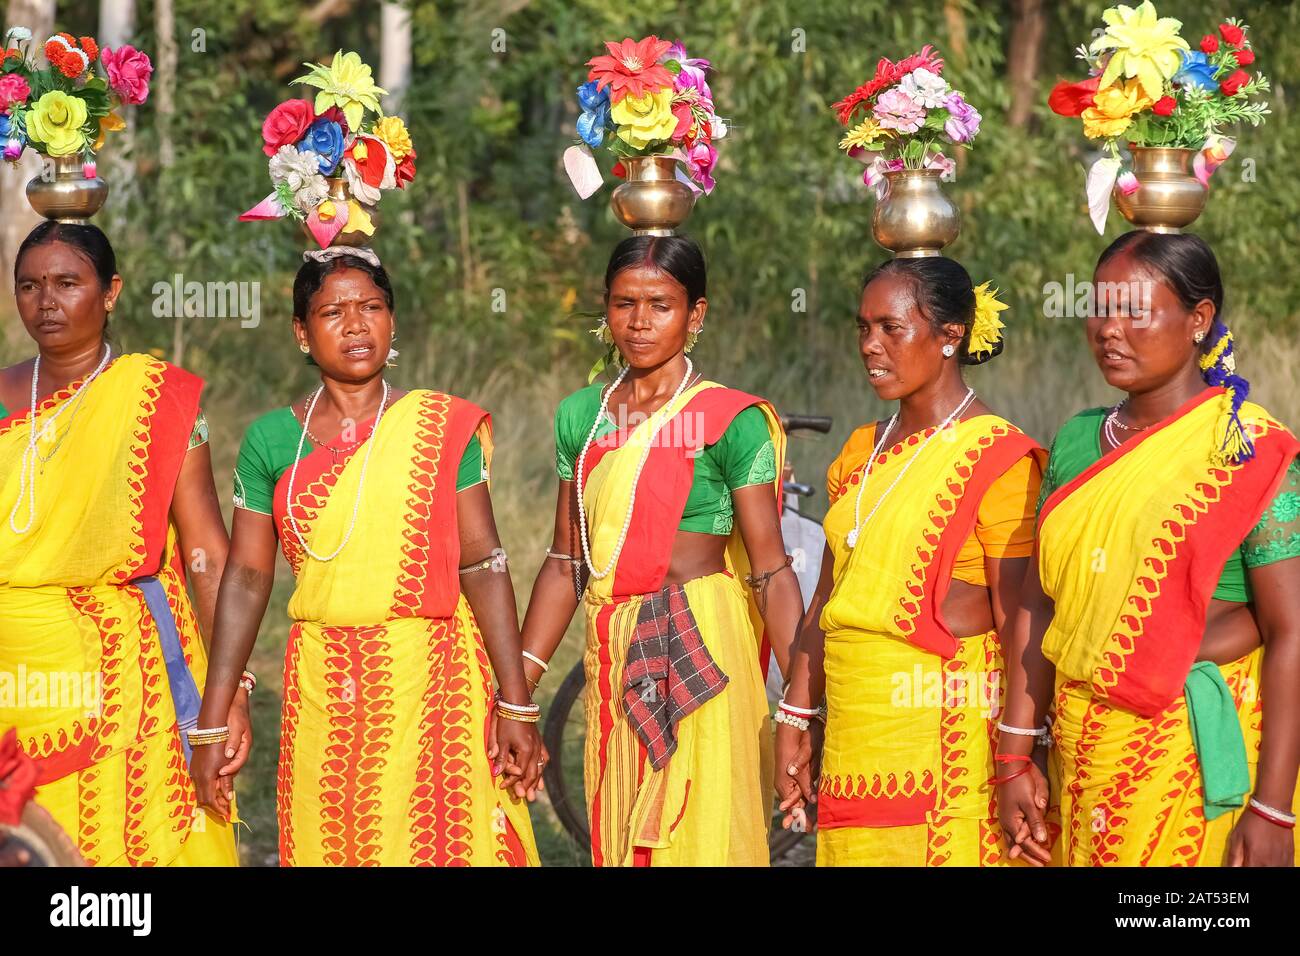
[1249,797,1297,825]
[778,699,819,717]
[997,721,1047,737]
[522,650,549,673]
[774,710,810,732]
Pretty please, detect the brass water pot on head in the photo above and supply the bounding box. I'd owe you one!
[609,155,696,236]
[26,153,109,223]
[1114,145,1207,234]
[871,168,960,258]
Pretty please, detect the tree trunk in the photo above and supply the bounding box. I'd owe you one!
[379,2,411,113]
[1,0,54,353]
[153,0,185,365]
[99,0,136,222]
[1007,0,1046,130]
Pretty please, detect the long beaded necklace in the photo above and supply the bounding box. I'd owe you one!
[284,380,390,563]
[845,387,975,549]
[8,344,114,535]
[575,357,694,580]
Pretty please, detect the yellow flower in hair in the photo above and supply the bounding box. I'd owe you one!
[969,281,1008,357]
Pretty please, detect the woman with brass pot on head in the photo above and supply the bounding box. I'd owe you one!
[191,248,540,866]
[998,232,1300,867]
[520,235,803,866]
[0,221,238,866]
[777,256,1046,866]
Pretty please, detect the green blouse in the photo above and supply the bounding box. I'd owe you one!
[554,383,777,536]
[1039,407,1300,602]
[233,406,485,515]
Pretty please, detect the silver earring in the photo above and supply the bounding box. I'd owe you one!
[1194,330,1206,344]
[942,344,956,358]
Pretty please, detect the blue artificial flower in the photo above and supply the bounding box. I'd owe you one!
[0,110,24,143]
[576,80,611,149]
[297,118,345,174]
[1173,51,1219,92]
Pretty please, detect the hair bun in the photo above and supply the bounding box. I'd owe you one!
[960,337,1003,366]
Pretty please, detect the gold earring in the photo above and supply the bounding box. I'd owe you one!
[299,344,310,354]
[106,303,114,313]
[685,328,700,353]
[1194,330,1207,344]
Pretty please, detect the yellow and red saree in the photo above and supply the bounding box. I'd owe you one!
[816,415,1043,866]
[577,381,784,866]
[1039,388,1300,865]
[270,389,537,866]
[0,353,238,866]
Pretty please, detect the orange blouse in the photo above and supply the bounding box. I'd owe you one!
[826,422,1042,587]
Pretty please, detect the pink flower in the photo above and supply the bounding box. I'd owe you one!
[100,44,152,105]
[3,137,22,161]
[685,140,717,194]
[82,160,97,179]
[0,73,29,110]
[873,87,926,133]
[1116,171,1140,195]
[261,99,315,157]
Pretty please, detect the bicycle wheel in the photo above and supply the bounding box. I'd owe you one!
[541,661,590,850]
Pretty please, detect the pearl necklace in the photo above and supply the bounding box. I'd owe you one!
[1103,399,1147,450]
[575,357,694,580]
[845,388,975,550]
[285,381,390,563]
[8,344,114,535]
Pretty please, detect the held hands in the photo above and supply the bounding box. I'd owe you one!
[190,687,252,822]
[996,757,1052,866]
[488,713,547,802]
[775,721,819,832]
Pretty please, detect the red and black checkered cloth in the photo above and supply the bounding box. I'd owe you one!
[621,584,729,770]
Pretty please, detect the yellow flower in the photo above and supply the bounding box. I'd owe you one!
[969,282,1008,357]
[340,199,374,236]
[611,87,676,150]
[92,110,126,151]
[1081,80,1152,139]
[1090,1,1189,101]
[293,50,387,132]
[839,118,887,151]
[372,115,412,162]
[26,90,87,156]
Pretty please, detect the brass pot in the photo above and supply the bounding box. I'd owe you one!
[26,153,109,222]
[1114,145,1206,234]
[609,155,696,236]
[872,168,960,258]
[302,175,381,247]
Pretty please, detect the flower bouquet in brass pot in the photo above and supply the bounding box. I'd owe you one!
[0,27,151,222]
[832,45,980,258]
[1049,2,1270,234]
[240,51,416,249]
[562,36,725,236]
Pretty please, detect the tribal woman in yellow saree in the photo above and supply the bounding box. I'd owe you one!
[520,236,803,866]
[0,222,238,866]
[192,249,539,866]
[999,232,1300,867]
[778,256,1046,867]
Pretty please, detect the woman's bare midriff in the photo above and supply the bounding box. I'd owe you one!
[943,578,996,639]
[1200,600,1262,665]
[663,530,730,585]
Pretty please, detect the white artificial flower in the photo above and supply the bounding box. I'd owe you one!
[6,27,31,42]
[293,174,329,214]
[710,115,728,139]
[269,145,322,192]
[899,67,950,109]
[342,155,383,206]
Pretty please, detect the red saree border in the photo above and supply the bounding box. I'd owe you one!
[578,386,774,598]
[818,771,938,828]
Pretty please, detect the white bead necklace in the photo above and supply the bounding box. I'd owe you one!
[8,344,114,535]
[575,357,694,580]
[845,387,975,550]
[1103,399,1148,450]
[285,380,390,563]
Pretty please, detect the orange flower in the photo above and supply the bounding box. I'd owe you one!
[1081,80,1152,139]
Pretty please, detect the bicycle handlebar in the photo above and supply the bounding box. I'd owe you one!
[781,414,833,435]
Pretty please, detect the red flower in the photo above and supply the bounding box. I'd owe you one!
[261,98,315,157]
[54,53,83,78]
[1047,76,1101,117]
[832,44,945,125]
[345,134,390,188]
[1220,69,1250,96]
[1152,96,1177,116]
[394,144,416,189]
[78,36,99,62]
[611,160,626,179]
[1234,48,1255,66]
[1200,35,1219,53]
[586,36,673,103]
[1219,23,1245,46]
